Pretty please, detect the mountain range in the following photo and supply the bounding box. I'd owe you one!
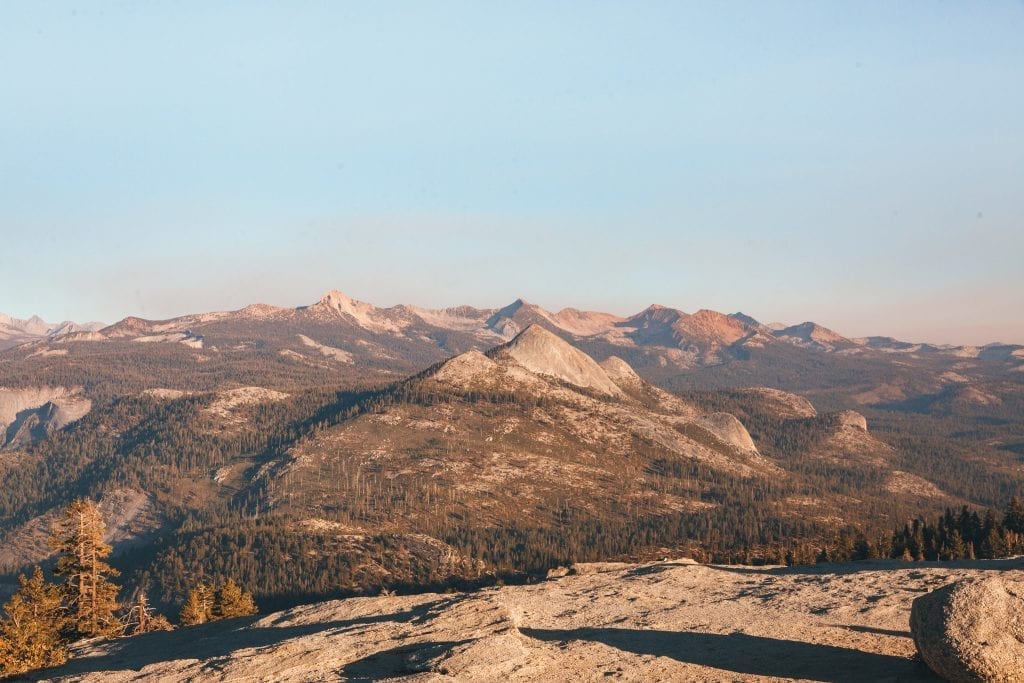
[0,313,105,350]
[3,290,1021,396]
[7,289,1019,359]
[0,290,1021,613]
[0,321,919,597]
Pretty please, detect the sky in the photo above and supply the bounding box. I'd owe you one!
[1,2,1022,345]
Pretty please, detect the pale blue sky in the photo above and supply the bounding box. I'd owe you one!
[1,2,1022,344]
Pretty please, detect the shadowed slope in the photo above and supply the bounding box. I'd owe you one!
[520,627,937,682]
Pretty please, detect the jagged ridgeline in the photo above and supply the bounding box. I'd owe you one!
[3,289,1022,402]
[0,317,1021,613]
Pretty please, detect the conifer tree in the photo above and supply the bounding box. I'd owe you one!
[944,529,967,561]
[50,499,122,639]
[1005,497,1024,534]
[909,519,925,561]
[0,567,68,676]
[851,534,872,561]
[979,525,1009,560]
[213,578,258,619]
[179,583,214,626]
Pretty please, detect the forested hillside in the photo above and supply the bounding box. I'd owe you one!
[0,325,1021,616]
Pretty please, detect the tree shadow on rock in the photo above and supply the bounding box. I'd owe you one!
[839,624,912,638]
[337,639,473,682]
[623,562,697,579]
[521,627,940,682]
[26,596,467,680]
[701,557,1024,578]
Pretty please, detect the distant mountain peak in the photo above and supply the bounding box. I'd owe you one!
[0,312,109,349]
[778,321,849,346]
[318,289,358,308]
[690,309,749,328]
[629,304,683,324]
[493,298,533,316]
[18,315,52,336]
[683,309,751,342]
[730,312,763,328]
[101,316,153,336]
[310,290,404,332]
[485,299,550,339]
[240,303,285,319]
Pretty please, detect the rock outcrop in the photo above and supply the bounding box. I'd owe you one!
[696,412,758,452]
[910,576,1024,682]
[430,349,500,387]
[500,325,622,397]
[599,356,642,388]
[0,386,91,449]
[0,488,162,570]
[736,387,817,419]
[776,321,851,349]
[831,410,868,431]
[35,558,1016,682]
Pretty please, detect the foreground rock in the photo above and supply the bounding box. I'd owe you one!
[911,576,1024,682]
[32,558,1024,682]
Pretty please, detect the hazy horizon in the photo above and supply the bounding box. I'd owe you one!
[2,2,1022,346]
[3,285,1022,348]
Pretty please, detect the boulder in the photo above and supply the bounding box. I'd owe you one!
[910,576,1024,682]
[545,566,570,580]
